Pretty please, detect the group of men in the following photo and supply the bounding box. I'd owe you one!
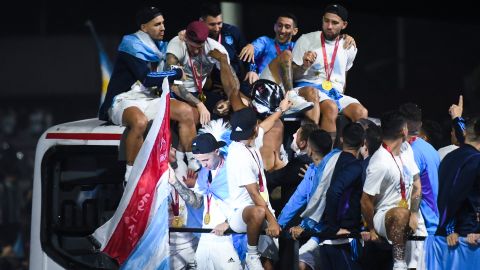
[96,2,480,270]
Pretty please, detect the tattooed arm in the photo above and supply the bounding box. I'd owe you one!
[410,174,422,213]
[409,174,422,231]
[280,56,294,92]
[168,167,203,208]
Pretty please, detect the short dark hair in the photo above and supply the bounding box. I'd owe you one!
[342,122,365,149]
[380,110,407,140]
[298,120,320,142]
[399,102,422,135]
[277,12,298,27]
[365,124,382,155]
[308,129,332,157]
[135,6,162,28]
[465,116,480,143]
[420,119,443,149]
[200,2,222,19]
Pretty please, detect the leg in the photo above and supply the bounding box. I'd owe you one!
[298,86,320,124]
[260,119,284,171]
[265,50,294,91]
[122,106,149,165]
[319,100,338,133]
[385,207,410,266]
[342,103,368,122]
[242,205,266,246]
[170,99,198,152]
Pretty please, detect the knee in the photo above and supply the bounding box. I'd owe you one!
[353,106,368,121]
[129,114,148,134]
[390,208,410,224]
[279,50,292,62]
[321,101,338,119]
[173,102,195,123]
[301,87,319,103]
[252,206,266,221]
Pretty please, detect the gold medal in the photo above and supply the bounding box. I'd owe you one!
[398,199,409,209]
[204,212,211,225]
[172,216,184,228]
[321,80,333,91]
[199,92,207,103]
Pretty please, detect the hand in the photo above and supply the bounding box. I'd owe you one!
[244,71,259,84]
[196,102,211,125]
[342,34,356,49]
[289,226,304,240]
[266,221,281,238]
[178,29,186,41]
[214,99,230,116]
[208,49,228,62]
[466,233,480,246]
[168,165,177,184]
[182,169,198,188]
[278,95,293,113]
[239,44,255,62]
[409,212,419,232]
[360,231,371,241]
[298,164,309,178]
[446,232,459,247]
[449,95,463,119]
[211,222,230,236]
[369,228,380,242]
[302,51,317,69]
[336,228,351,235]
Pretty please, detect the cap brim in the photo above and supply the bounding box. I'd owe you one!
[230,126,255,141]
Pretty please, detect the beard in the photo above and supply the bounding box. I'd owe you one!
[290,140,301,155]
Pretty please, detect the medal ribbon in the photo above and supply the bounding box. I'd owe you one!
[382,143,407,202]
[217,33,222,43]
[274,41,293,56]
[244,146,265,192]
[320,32,340,82]
[206,158,224,216]
[407,136,418,145]
[171,190,180,216]
[187,55,203,96]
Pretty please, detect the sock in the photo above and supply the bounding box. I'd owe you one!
[393,259,407,268]
[125,165,133,183]
[247,244,258,255]
[175,150,185,162]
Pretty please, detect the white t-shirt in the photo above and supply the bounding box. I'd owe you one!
[166,36,229,93]
[226,127,272,210]
[363,142,420,214]
[437,144,459,161]
[292,31,357,92]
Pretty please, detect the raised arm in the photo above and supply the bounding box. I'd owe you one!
[168,167,203,208]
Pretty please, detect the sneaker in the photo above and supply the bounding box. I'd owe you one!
[392,261,408,270]
[245,253,264,270]
[283,91,314,117]
[124,165,133,187]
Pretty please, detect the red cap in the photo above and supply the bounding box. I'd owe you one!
[186,21,209,43]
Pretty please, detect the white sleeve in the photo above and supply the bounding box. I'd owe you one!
[206,39,230,69]
[363,159,387,196]
[292,34,310,66]
[166,37,186,63]
[405,146,420,176]
[345,47,357,71]
[227,149,258,188]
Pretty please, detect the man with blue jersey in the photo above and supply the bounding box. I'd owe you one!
[168,133,242,269]
[399,103,440,235]
[98,6,185,184]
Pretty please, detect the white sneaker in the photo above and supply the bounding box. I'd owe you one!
[392,261,408,270]
[283,91,314,117]
[124,165,132,187]
[245,253,264,270]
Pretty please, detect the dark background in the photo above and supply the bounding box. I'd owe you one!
[0,0,479,267]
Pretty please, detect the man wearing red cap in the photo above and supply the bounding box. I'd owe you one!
[166,21,230,172]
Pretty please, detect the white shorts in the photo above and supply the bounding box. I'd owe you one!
[228,206,279,261]
[169,236,199,270]
[195,234,242,270]
[292,86,360,112]
[108,83,161,126]
[298,238,321,270]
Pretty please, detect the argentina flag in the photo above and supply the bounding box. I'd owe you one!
[92,78,171,269]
